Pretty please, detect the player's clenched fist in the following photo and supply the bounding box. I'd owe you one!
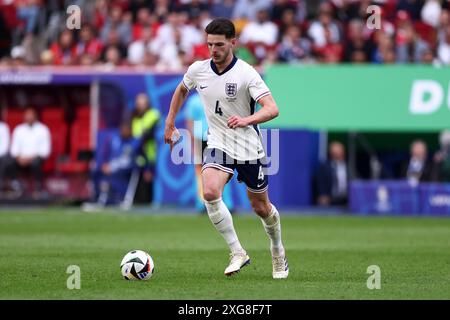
[164,122,179,150]
[227,116,250,129]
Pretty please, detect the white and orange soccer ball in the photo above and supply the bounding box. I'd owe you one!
[120,250,155,280]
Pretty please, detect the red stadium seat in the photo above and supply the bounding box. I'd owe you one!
[70,121,91,161]
[57,107,92,174]
[41,107,65,124]
[75,105,91,121]
[5,108,25,132]
[43,124,68,173]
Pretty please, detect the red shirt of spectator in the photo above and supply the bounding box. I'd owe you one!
[75,25,103,62]
[132,7,161,41]
[50,30,77,65]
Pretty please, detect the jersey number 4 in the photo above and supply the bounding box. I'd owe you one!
[215,100,223,116]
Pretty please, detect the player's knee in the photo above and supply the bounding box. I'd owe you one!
[203,186,221,202]
[250,198,271,216]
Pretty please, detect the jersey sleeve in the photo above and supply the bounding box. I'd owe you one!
[247,67,271,103]
[182,62,198,91]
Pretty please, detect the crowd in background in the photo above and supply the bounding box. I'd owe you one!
[0,0,450,69]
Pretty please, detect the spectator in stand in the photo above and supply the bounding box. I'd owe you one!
[344,19,373,63]
[103,46,124,67]
[276,8,297,42]
[210,0,235,19]
[372,30,396,64]
[421,0,442,28]
[128,26,152,65]
[402,140,433,185]
[151,0,172,22]
[100,28,128,63]
[132,7,161,42]
[240,9,279,63]
[0,119,9,193]
[314,25,344,63]
[277,25,312,63]
[100,5,132,46]
[308,2,341,49]
[129,0,153,22]
[437,25,450,64]
[232,0,272,21]
[396,20,430,63]
[179,0,210,20]
[432,130,450,182]
[93,0,109,30]
[6,107,51,198]
[150,11,202,69]
[10,45,27,67]
[270,0,298,24]
[437,9,449,42]
[315,141,349,206]
[49,29,77,66]
[397,0,424,21]
[75,25,103,64]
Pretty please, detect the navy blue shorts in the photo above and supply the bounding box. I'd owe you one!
[201,148,268,193]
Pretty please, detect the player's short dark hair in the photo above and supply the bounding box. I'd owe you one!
[205,18,236,39]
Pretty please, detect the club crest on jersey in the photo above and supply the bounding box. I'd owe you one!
[225,83,237,97]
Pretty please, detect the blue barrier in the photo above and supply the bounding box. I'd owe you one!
[350,180,450,215]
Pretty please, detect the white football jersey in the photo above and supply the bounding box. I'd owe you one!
[182,56,271,161]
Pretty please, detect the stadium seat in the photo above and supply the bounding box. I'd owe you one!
[57,107,92,174]
[41,107,65,124]
[43,124,68,173]
[5,108,25,132]
[75,105,91,121]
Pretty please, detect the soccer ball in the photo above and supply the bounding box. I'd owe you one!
[120,250,155,280]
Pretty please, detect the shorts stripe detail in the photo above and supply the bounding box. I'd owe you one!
[255,91,271,102]
[202,163,234,175]
[247,185,269,193]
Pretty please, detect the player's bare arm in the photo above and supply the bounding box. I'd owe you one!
[164,82,189,150]
[227,94,279,129]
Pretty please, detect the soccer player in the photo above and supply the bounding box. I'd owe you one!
[164,18,288,279]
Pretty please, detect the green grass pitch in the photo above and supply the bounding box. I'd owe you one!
[0,208,449,299]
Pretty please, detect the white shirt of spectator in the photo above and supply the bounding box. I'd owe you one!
[128,40,151,65]
[421,0,441,28]
[10,122,51,159]
[239,20,279,46]
[0,121,9,157]
[150,23,203,59]
[335,161,347,197]
[438,41,450,65]
[308,21,341,47]
[182,58,270,161]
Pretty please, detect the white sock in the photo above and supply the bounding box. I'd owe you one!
[261,204,284,256]
[205,198,245,254]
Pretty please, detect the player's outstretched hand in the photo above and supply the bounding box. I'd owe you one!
[227,116,250,129]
